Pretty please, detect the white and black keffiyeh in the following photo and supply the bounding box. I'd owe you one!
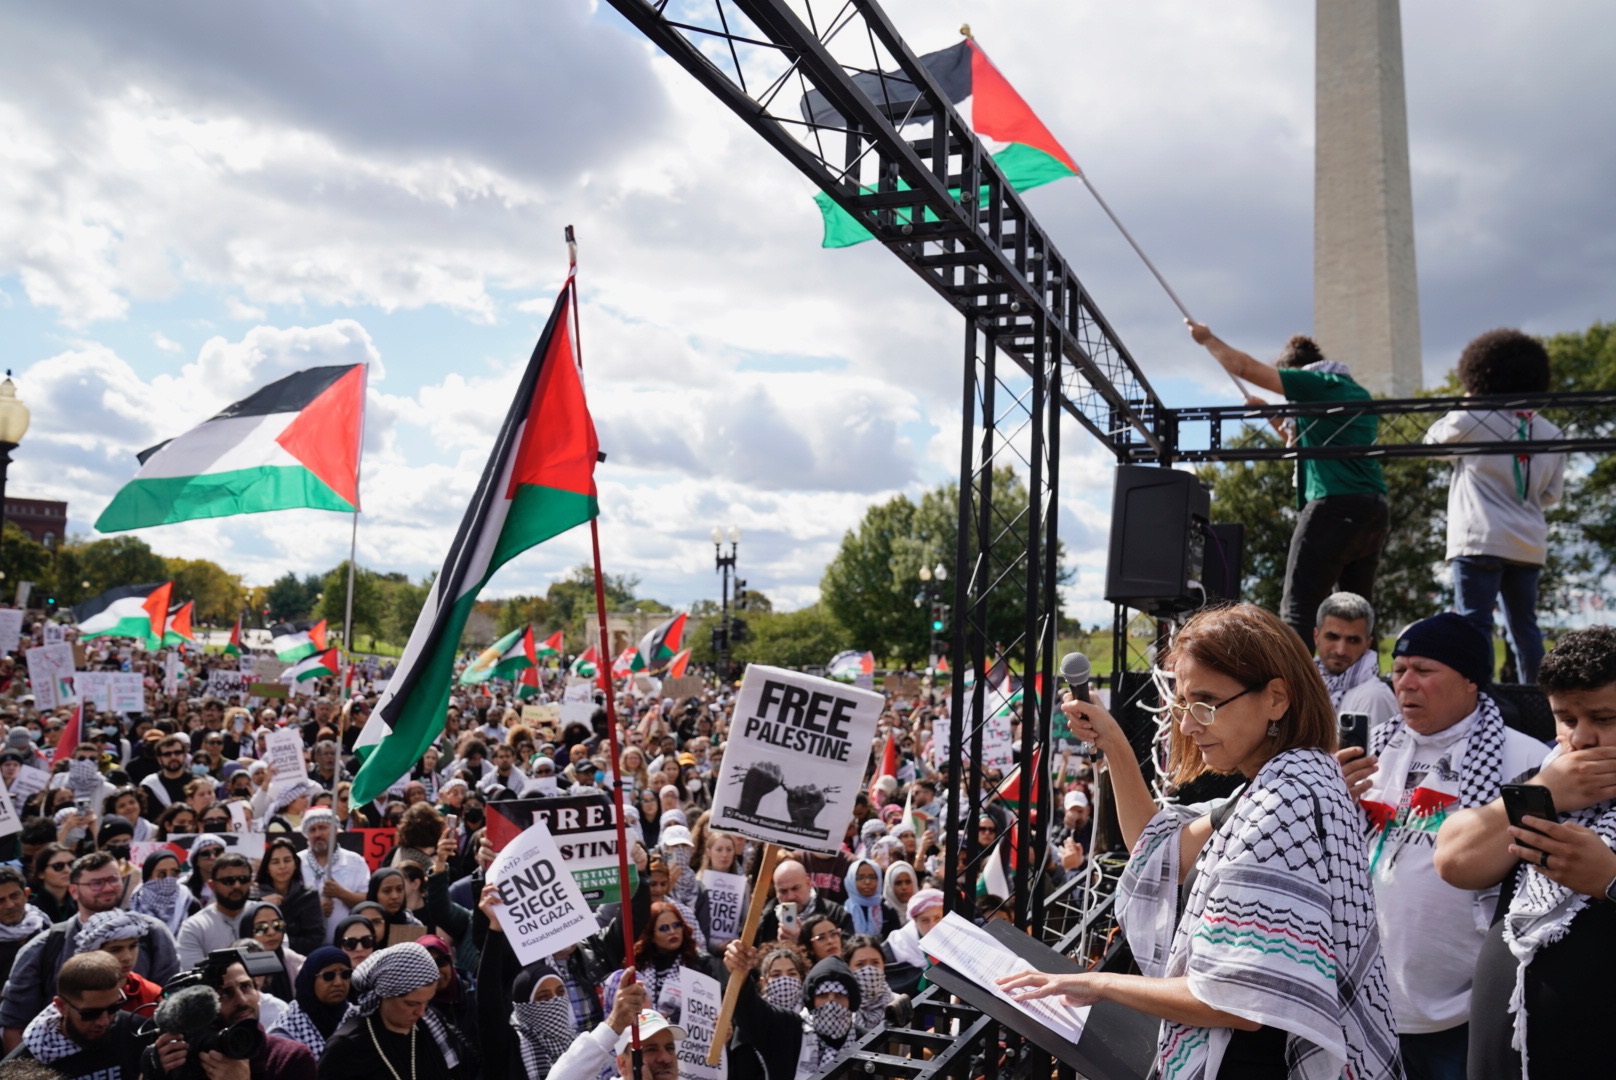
[74,910,146,953]
[1317,650,1382,710]
[22,1005,81,1064]
[269,779,325,817]
[1371,692,1507,810]
[67,759,104,798]
[1502,746,1616,1078]
[344,943,458,1065]
[269,1001,331,1059]
[1115,749,1401,1080]
[0,903,49,943]
[851,966,891,1032]
[762,974,803,1012]
[806,999,853,1067]
[512,998,575,1076]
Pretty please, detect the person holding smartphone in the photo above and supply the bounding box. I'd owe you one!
[1435,626,1616,1079]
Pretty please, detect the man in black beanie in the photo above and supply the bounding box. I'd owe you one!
[1342,611,1547,1080]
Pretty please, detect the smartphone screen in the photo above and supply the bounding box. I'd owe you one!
[1502,784,1557,832]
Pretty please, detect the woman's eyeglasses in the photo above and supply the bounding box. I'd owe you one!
[252,920,286,935]
[1168,682,1269,728]
[810,929,843,944]
[341,935,377,950]
[46,860,74,873]
[318,968,353,983]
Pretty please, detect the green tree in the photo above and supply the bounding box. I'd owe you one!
[316,562,384,642]
[67,537,169,599]
[165,558,246,624]
[1540,322,1616,604]
[0,524,54,600]
[265,573,321,622]
[731,604,850,669]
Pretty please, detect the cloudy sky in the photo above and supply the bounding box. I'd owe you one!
[0,1,1610,628]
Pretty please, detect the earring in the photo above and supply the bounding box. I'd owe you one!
[1267,720,1279,738]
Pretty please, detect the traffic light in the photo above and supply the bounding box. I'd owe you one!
[731,617,749,644]
[930,601,947,633]
[711,626,728,652]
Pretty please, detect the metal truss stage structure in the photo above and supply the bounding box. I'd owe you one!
[602,2,1616,1076]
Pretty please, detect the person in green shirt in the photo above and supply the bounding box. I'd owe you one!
[1187,321,1388,647]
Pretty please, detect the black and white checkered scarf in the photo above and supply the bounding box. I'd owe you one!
[1316,650,1382,710]
[512,998,575,1076]
[344,943,457,1066]
[22,1005,81,1064]
[268,1001,330,1059]
[1370,692,1507,811]
[1502,746,1616,1079]
[0,903,49,943]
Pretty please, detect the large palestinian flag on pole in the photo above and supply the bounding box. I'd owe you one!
[161,602,196,647]
[459,626,537,685]
[802,37,1079,247]
[224,618,243,657]
[350,276,599,804]
[630,612,687,673]
[284,647,340,683]
[95,364,366,532]
[77,583,173,642]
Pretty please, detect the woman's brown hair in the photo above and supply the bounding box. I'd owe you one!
[1163,603,1338,786]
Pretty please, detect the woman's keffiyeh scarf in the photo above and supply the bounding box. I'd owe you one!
[1115,749,1401,1080]
[512,997,576,1076]
[23,1005,81,1063]
[1316,649,1382,709]
[130,877,190,937]
[1502,750,1616,1078]
[344,943,457,1066]
[0,903,49,943]
[268,1001,331,1059]
[852,964,892,1032]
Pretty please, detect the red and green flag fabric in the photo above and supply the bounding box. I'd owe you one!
[161,601,196,648]
[76,583,173,642]
[536,630,563,658]
[516,666,541,701]
[49,705,83,766]
[803,37,1079,248]
[459,626,538,685]
[285,647,340,683]
[224,618,243,657]
[94,364,366,532]
[612,647,636,679]
[630,612,687,673]
[569,645,601,679]
[271,620,328,663]
[666,648,691,679]
[349,276,599,804]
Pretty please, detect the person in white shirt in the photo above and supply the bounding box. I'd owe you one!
[1424,329,1565,684]
[1339,612,1547,1079]
[297,808,370,938]
[1314,592,1399,728]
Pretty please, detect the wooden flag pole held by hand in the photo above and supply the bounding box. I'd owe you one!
[707,843,783,1064]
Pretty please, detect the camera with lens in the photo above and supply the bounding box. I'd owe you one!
[140,946,282,1078]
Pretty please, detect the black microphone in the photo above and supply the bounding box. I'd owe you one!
[1060,652,1091,703]
[151,985,219,1035]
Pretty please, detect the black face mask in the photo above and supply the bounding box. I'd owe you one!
[106,844,132,862]
[203,821,231,834]
[462,808,485,827]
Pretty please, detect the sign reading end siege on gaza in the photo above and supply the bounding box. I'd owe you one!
[489,818,596,966]
[710,664,883,854]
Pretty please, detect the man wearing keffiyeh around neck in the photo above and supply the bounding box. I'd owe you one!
[1436,626,1616,1080]
[1343,611,1547,1080]
[12,951,153,1078]
[1313,592,1398,727]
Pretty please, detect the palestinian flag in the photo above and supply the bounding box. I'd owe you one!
[569,645,601,679]
[271,620,328,663]
[94,364,366,532]
[285,647,340,683]
[224,618,243,657]
[516,666,540,701]
[536,630,563,658]
[49,705,83,766]
[802,37,1079,247]
[161,601,196,647]
[459,626,537,685]
[612,647,636,679]
[666,648,691,679]
[630,612,687,673]
[868,732,897,802]
[77,583,173,642]
[348,275,599,804]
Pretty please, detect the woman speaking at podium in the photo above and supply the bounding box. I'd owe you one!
[1000,604,1401,1080]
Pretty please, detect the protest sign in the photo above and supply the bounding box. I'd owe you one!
[709,665,882,854]
[248,682,288,700]
[252,656,289,680]
[337,829,398,871]
[675,970,727,1080]
[662,675,705,701]
[263,728,309,790]
[489,818,596,964]
[164,832,266,862]
[559,700,594,732]
[26,643,78,709]
[982,709,1015,771]
[7,764,49,802]
[563,679,594,702]
[930,717,951,766]
[0,609,23,653]
[75,672,112,712]
[520,703,561,727]
[208,670,250,698]
[108,674,144,714]
[883,674,921,698]
[13,582,31,609]
[0,778,20,839]
[163,652,182,695]
[702,870,746,946]
[43,622,65,645]
[486,794,635,906]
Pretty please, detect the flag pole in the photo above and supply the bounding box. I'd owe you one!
[568,224,643,1063]
[340,366,371,700]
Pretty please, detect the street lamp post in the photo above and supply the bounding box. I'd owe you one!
[712,525,740,682]
[0,373,32,577]
[918,562,948,701]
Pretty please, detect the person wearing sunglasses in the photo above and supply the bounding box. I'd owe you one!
[999,602,1400,1080]
[333,914,378,968]
[175,852,256,967]
[239,902,299,1002]
[27,843,78,923]
[8,952,153,1076]
[267,945,352,1061]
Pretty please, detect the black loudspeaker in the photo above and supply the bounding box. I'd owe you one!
[1104,466,1211,616]
[1200,523,1246,602]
